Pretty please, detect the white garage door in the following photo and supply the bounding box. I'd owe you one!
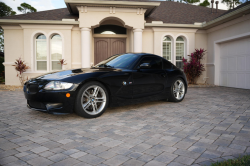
[220,37,250,89]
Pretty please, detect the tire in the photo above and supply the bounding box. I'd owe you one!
[75,81,109,118]
[169,78,186,102]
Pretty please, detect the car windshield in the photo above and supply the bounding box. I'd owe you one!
[94,54,139,69]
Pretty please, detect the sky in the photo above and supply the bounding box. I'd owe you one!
[1,0,228,15]
[1,0,66,14]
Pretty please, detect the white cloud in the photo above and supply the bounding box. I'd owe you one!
[1,0,56,14]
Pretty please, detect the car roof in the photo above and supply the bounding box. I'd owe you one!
[122,53,160,57]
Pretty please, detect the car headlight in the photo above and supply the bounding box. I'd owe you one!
[44,81,73,90]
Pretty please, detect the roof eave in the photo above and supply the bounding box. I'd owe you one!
[145,23,202,29]
[202,3,250,29]
[0,19,79,25]
[64,0,160,17]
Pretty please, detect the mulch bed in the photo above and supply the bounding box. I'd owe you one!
[0,84,23,91]
[188,84,217,88]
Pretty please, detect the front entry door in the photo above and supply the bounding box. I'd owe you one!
[94,38,126,65]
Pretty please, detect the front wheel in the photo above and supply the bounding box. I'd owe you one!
[169,78,186,102]
[75,81,109,118]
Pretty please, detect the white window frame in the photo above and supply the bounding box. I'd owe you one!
[50,34,63,71]
[35,34,48,72]
[162,36,172,62]
[175,37,185,68]
[34,33,64,72]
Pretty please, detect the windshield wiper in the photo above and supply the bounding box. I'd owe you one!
[94,64,114,68]
[103,64,113,68]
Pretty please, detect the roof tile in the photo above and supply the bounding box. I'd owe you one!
[0,1,228,24]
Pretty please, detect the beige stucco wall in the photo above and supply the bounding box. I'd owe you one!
[142,28,154,54]
[78,7,145,29]
[2,24,74,85]
[195,31,208,84]
[142,27,209,83]
[153,28,197,59]
[71,27,81,69]
[206,13,250,85]
[2,27,23,85]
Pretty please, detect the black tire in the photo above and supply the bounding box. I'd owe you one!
[75,81,109,118]
[169,78,186,102]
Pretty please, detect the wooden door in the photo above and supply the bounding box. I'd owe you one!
[94,38,110,65]
[110,39,126,56]
[94,38,126,65]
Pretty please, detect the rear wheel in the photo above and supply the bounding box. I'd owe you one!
[75,81,109,118]
[169,78,186,102]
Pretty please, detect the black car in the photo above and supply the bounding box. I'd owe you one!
[24,53,187,118]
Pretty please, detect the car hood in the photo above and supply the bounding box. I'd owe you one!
[30,68,122,84]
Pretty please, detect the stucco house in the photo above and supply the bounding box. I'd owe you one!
[0,0,250,89]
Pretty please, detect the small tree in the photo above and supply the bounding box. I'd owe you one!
[182,49,206,84]
[13,58,29,86]
[0,2,17,52]
[199,0,210,7]
[0,2,16,17]
[17,3,37,14]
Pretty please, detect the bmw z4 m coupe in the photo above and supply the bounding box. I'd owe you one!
[24,53,188,118]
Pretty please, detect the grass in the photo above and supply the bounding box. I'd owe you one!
[211,155,250,166]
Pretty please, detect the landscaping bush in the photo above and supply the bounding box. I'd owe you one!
[13,57,29,86]
[211,155,250,166]
[182,48,205,84]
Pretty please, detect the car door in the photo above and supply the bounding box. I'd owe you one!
[132,56,167,98]
[100,70,133,99]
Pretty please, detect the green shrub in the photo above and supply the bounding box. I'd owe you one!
[0,76,4,83]
[211,155,250,166]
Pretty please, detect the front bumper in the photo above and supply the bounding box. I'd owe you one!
[24,83,77,114]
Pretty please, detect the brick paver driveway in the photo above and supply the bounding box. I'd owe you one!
[0,87,250,166]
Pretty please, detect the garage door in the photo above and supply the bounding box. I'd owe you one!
[220,37,250,89]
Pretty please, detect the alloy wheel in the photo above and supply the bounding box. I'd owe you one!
[81,85,106,115]
[173,80,185,100]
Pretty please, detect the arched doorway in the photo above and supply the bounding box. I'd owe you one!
[93,19,128,65]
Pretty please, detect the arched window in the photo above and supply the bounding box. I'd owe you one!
[36,34,47,71]
[101,31,116,34]
[51,35,62,70]
[162,36,172,61]
[176,36,185,68]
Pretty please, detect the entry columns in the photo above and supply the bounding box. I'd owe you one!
[133,29,143,53]
[81,27,91,68]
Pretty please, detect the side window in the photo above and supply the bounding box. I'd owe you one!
[36,34,47,71]
[163,60,172,69]
[51,35,62,71]
[138,57,163,69]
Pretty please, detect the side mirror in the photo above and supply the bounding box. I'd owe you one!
[139,63,151,69]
